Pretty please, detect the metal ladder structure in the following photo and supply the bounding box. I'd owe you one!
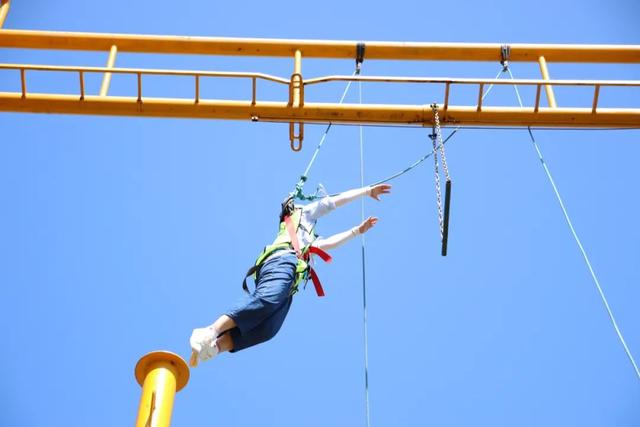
[1,0,639,150]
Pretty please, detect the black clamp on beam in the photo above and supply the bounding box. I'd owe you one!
[500,44,511,72]
[356,42,366,74]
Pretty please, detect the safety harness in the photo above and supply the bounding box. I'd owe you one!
[242,197,332,297]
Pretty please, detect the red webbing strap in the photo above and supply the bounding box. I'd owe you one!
[307,246,332,263]
[283,215,302,257]
[284,215,330,297]
[308,267,325,297]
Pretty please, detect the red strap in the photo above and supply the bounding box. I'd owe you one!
[307,246,332,263]
[283,215,302,257]
[308,267,325,297]
[284,215,329,297]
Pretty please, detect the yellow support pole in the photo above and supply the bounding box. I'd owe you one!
[99,45,118,96]
[538,56,558,108]
[134,351,190,427]
[0,0,10,29]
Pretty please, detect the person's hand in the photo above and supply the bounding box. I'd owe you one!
[358,216,379,234]
[369,184,391,201]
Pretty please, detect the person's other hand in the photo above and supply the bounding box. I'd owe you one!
[358,216,379,234]
[369,184,391,201]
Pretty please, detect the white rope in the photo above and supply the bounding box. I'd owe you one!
[507,67,640,380]
[301,71,358,179]
[358,79,372,427]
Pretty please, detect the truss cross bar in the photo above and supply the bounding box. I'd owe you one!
[99,45,118,96]
[0,0,10,29]
[534,84,542,113]
[79,71,85,100]
[477,83,485,112]
[538,56,558,108]
[592,85,601,113]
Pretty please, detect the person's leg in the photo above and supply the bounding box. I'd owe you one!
[190,252,297,365]
[226,253,297,335]
[211,314,236,334]
[227,295,293,352]
[215,331,234,352]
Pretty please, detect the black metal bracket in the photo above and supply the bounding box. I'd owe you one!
[356,42,366,74]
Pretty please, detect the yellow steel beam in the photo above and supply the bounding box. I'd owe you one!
[0,0,10,29]
[1,29,640,63]
[99,45,118,96]
[1,92,638,128]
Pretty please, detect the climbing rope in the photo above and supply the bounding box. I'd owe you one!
[292,72,357,201]
[293,45,366,201]
[358,78,372,427]
[289,63,513,426]
[505,67,640,381]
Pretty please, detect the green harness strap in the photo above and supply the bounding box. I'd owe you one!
[243,208,312,295]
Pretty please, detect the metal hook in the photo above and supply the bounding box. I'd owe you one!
[289,122,304,151]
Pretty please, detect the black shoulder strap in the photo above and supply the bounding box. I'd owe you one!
[242,264,261,293]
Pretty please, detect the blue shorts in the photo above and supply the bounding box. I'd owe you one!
[226,252,297,352]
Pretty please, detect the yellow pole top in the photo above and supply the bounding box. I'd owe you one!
[135,350,190,392]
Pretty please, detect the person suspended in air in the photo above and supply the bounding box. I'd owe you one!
[189,183,392,366]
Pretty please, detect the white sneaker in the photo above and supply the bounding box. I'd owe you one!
[189,326,219,367]
[200,338,219,361]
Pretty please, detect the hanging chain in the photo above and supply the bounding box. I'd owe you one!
[430,103,452,240]
[430,108,444,240]
[433,105,450,182]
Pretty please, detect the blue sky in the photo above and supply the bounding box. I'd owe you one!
[1,1,639,426]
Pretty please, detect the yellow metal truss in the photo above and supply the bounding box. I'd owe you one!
[1,0,639,147]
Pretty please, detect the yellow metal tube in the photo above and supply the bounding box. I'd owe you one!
[592,85,600,113]
[0,0,10,29]
[288,49,304,148]
[99,45,118,96]
[19,68,25,98]
[134,351,189,427]
[1,29,639,63]
[79,71,85,100]
[292,49,302,107]
[538,56,558,108]
[1,92,639,128]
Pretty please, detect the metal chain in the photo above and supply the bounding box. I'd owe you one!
[430,122,444,240]
[432,105,451,181]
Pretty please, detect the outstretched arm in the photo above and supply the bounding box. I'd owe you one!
[303,184,392,222]
[314,216,379,251]
[330,183,391,208]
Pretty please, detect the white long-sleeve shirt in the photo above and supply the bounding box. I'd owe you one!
[297,186,371,251]
[264,186,371,264]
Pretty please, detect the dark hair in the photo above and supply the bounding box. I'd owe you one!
[279,195,295,222]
